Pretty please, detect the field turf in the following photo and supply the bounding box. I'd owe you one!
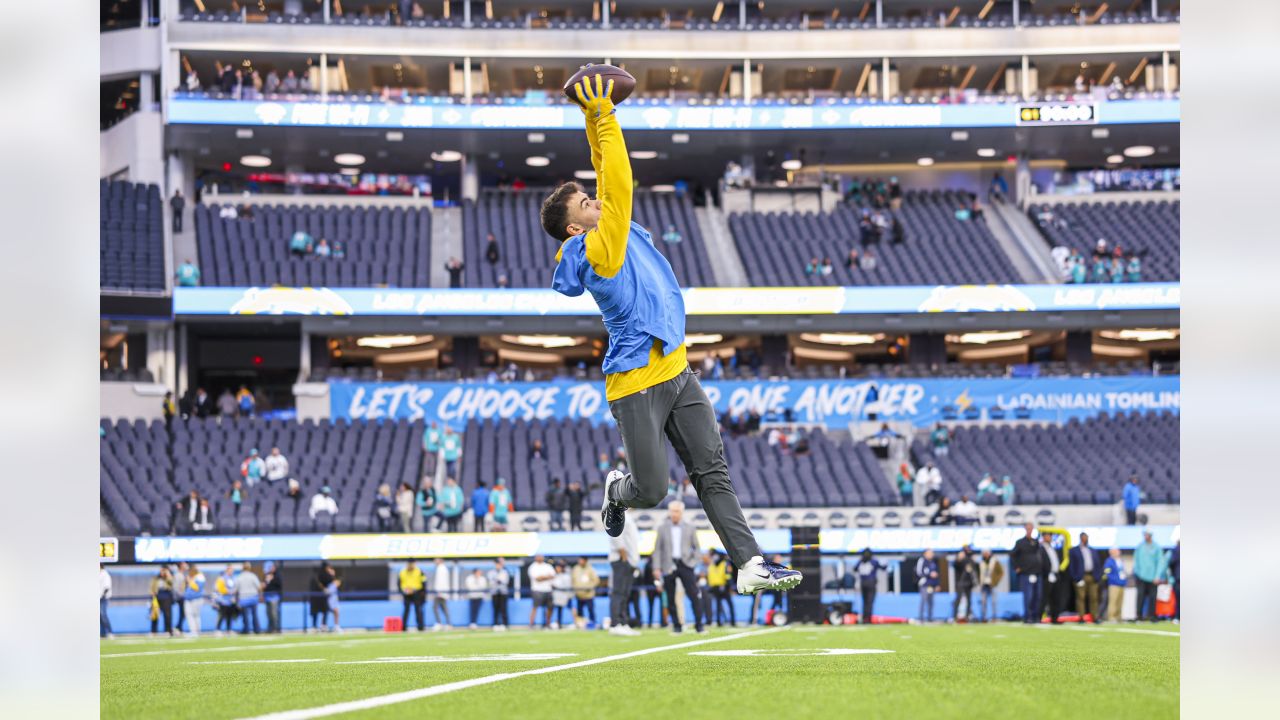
[101,623,1178,719]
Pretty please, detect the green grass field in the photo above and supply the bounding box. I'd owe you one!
[102,623,1178,720]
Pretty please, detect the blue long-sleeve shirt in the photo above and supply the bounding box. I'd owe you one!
[1123,482,1142,511]
[916,558,939,588]
[471,487,490,518]
[1103,557,1127,587]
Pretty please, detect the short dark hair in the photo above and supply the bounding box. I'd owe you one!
[540,181,584,242]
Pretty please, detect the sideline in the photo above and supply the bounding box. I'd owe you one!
[101,635,405,659]
[236,627,787,720]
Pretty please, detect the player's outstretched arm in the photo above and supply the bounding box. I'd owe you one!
[575,74,632,278]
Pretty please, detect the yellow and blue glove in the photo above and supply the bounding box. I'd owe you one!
[574,73,616,119]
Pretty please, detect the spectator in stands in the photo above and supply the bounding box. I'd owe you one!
[819,258,834,277]
[916,462,942,505]
[890,215,905,244]
[1092,238,1109,261]
[989,172,1009,202]
[565,480,586,531]
[529,439,547,461]
[1133,531,1167,621]
[804,257,820,276]
[1069,253,1087,284]
[528,555,556,629]
[169,190,185,233]
[489,558,512,631]
[953,547,979,622]
[489,478,513,530]
[248,70,263,99]
[226,479,246,515]
[281,69,299,93]
[856,549,887,624]
[264,69,280,95]
[308,486,338,520]
[236,386,255,418]
[546,478,567,531]
[193,388,212,418]
[1110,256,1125,283]
[398,559,426,632]
[332,240,345,259]
[1123,476,1142,525]
[442,427,462,478]
[464,568,489,630]
[1012,523,1043,623]
[286,479,303,513]
[237,563,262,635]
[860,248,877,271]
[930,496,955,526]
[184,69,200,92]
[597,452,612,473]
[445,257,465,288]
[1038,527,1069,624]
[1069,532,1103,624]
[439,477,464,532]
[193,498,215,533]
[416,481,437,531]
[845,249,860,270]
[262,561,281,634]
[217,389,237,418]
[162,392,176,427]
[172,489,200,534]
[916,549,940,623]
[149,566,175,637]
[572,557,600,628]
[240,448,265,488]
[896,463,914,506]
[1126,253,1142,282]
[999,475,1015,505]
[481,233,501,265]
[975,473,996,504]
[931,423,951,456]
[395,483,415,533]
[953,495,979,525]
[314,239,331,258]
[471,480,490,532]
[429,558,452,630]
[662,225,683,244]
[289,230,313,257]
[1103,547,1127,622]
[422,420,442,476]
[977,549,1003,623]
[264,447,288,484]
[373,484,397,532]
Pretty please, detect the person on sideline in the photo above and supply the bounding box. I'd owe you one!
[97,565,111,637]
[572,556,601,628]
[608,509,642,635]
[1069,532,1104,624]
[1011,523,1044,624]
[652,500,705,635]
[183,565,206,638]
[856,549,887,625]
[1133,531,1168,621]
[465,568,490,629]
[488,558,512,631]
[430,558,452,630]
[527,555,556,629]
[977,549,1004,622]
[916,549,940,623]
[399,559,426,632]
[1103,548,1128,622]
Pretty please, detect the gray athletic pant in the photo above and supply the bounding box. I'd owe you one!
[607,367,761,568]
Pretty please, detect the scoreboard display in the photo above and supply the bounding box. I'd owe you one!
[100,537,120,563]
[1016,103,1098,126]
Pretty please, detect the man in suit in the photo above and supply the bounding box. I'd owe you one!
[652,500,705,634]
[1010,523,1044,624]
[1068,531,1103,624]
[1038,527,1072,624]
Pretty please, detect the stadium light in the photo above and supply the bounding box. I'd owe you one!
[574,169,597,180]
[917,157,935,166]
[1107,154,1124,164]
[526,156,551,167]
[801,333,879,346]
[239,155,271,168]
[976,148,997,157]
[1100,329,1180,342]
[334,153,366,166]
[630,151,658,160]
[651,185,677,192]
[356,335,433,349]
[527,133,546,144]
[385,131,404,142]
[781,159,803,171]
[672,133,690,144]
[501,335,581,348]
[950,130,969,141]
[1123,145,1155,158]
[235,128,254,139]
[685,334,724,345]
[339,168,360,176]
[948,330,1031,345]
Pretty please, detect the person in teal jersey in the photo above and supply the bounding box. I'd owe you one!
[438,476,464,533]
[999,476,1015,505]
[489,479,514,528]
[1126,254,1142,282]
[289,230,313,256]
[1110,257,1125,283]
[1091,257,1110,283]
[422,421,443,476]
[930,423,950,456]
[175,259,201,287]
[1070,256,1087,284]
[442,426,463,478]
[1133,531,1169,621]
[470,481,491,532]
[417,482,438,532]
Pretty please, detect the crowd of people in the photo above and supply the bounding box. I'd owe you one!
[170,386,262,421]
[289,230,347,259]
[1052,238,1144,284]
[184,63,313,100]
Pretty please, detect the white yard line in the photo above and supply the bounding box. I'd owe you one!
[101,636,403,659]
[189,659,327,665]
[235,627,787,720]
[1027,623,1180,638]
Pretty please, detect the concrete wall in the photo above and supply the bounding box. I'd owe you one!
[101,382,167,421]
[100,111,165,186]
[293,383,330,421]
[101,27,161,80]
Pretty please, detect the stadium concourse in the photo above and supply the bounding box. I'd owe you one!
[100,1,1181,717]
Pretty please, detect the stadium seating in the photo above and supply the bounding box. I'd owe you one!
[194,203,432,287]
[729,190,1023,286]
[462,190,714,288]
[1029,199,1180,281]
[911,411,1180,505]
[101,180,166,292]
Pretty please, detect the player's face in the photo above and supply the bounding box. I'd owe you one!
[565,191,603,235]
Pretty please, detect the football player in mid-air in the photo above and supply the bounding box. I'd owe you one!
[539,72,802,596]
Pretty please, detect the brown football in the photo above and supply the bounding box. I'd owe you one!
[563,64,636,107]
